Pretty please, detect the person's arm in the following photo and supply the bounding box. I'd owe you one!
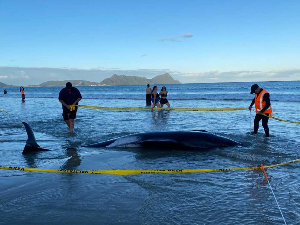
[72,98,82,105]
[59,100,71,110]
[72,89,82,105]
[260,93,270,114]
[248,98,255,110]
[59,89,71,110]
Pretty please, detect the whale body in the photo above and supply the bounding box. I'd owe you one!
[86,131,239,149]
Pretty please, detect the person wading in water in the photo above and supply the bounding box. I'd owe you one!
[59,82,82,132]
[248,84,273,137]
[146,84,152,106]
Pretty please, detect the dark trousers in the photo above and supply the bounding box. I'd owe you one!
[146,94,151,106]
[254,113,269,137]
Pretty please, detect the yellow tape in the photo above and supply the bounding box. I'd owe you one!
[69,105,300,124]
[0,110,9,115]
[70,104,247,112]
[251,110,300,124]
[264,114,300,124]
[0,158,299,175]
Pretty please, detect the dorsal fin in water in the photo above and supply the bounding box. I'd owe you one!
[22,122,40,148]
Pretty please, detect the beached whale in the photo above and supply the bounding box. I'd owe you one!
[86,131,239,149]
[22,122,239,153]
[22,122,50,154]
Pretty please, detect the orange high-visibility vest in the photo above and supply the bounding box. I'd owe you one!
[21,90,25,95]
[255,89,272,116]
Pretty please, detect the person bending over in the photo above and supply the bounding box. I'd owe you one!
[248,84,272,137]
[59,82,82,132]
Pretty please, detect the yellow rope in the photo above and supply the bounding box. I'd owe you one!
[1,158,299,175]
[0,110,9,115]
[70,105,247,112]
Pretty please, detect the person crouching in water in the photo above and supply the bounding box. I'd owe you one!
[248,84,272,137]
[59,82,82,132]
[159,86,170,108]
[151,86,160,112]
[20,86,25,101]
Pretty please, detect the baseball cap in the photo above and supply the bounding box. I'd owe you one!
[250,84,259,94]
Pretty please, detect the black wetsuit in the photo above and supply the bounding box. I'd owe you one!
[250,89,271,137]
[59,87,82,120]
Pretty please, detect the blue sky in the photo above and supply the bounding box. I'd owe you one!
[0,0,300,85]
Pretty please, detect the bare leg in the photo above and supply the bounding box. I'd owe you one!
[69,119,75,132]
[64,120,70,128]
[166,102,170,108]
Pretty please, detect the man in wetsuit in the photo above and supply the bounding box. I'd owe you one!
[146,84,152,106]
[59,82,82,132]
[248,84,273,137]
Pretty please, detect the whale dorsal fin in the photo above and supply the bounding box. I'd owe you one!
[22,122,40,148]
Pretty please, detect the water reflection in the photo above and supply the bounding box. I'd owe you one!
[23,152,39,168]
[151,110,170,126]
[61,147,82,170]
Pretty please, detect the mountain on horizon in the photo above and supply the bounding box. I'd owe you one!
[37,80,100,87]
[100,73,181,86]
[26,73,181,87]
[0,82,14,88]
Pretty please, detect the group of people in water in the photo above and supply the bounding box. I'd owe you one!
[145,84,170,111]
[2,82,272,137]
[3,87,25,101]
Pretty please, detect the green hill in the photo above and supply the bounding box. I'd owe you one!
[100,73,181,86]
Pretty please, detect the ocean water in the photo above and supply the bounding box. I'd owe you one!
[0,81,300,225]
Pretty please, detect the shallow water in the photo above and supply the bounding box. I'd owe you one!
[0,81,300,225]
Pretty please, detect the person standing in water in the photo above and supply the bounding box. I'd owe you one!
[248,84,272,137]
[4,89,7,94]
[59,82,82,132]
[151,86,160,112]
[146,84,152,106]
[20,87,25,101]
[159,86,170,108]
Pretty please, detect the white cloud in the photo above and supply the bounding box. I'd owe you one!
[0,75,8,79]
[182,33,193,38]
[141,54,147,57]
[182,69,300,83]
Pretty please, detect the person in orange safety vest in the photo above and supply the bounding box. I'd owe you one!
[20,86,25,101]
[248,84,272,137]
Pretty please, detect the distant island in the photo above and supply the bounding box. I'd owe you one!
[25,73,181,87]
[0,82,14,88]
[100,73,181,86]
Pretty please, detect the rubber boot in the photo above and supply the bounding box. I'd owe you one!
[264,128,269,137]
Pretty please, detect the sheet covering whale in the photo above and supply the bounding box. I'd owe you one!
[22,122,50,154]
[86,131,239,149]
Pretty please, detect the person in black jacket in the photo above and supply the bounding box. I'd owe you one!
[59,82,82,132]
